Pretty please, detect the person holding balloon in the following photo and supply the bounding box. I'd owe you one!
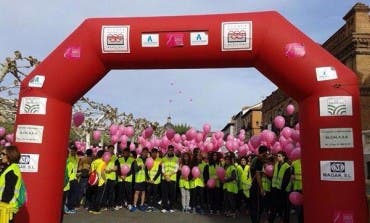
[236,156,252,215]
[222,154,238,218]
[103,145,117,211]
[145,148,162,212]
[290,158,303,223]
[189,151,207,215]
[88,149,106,214]
[204,152,222,215]
[117,148,134,210]
[268,151,291,223]
[130,147,149,212]
[179,152,191,213]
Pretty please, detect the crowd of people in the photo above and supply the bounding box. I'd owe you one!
[63,142,303,223]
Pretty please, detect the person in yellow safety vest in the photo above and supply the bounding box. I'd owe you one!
[261,154,273,217]
[204,151,222,215]
[223,154,238,218]
[117,148,134,210]
[291,158,303,223]
[189,151,207,214]
[160,145,178,213]
[268,151,291,223]
[145,148,162,212]
[88,150,106,214]
[130,147,149,212]
[0,146,22,223]
[236,156,252,214]
[179,152,191,213]
[104,145,117,211]
[65,145,79,214]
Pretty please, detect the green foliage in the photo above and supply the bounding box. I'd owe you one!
[172,123,191,135]
[0,121,14,134]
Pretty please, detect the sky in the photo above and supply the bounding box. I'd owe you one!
[1,0,368,131]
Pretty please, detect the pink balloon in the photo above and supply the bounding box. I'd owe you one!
[0,139,6,145]
[129,142,136,151]
[195,132,203,143]
[166,129,176,140]
[264,164,274,177]
[93,130,101,141]
[274,115,285,129]
[111,135,119,144]
[144,127,153,139]
[203,123,211,133]
[120,135,128,146]
[102,152,112,162]
[289,191,304,205]
[262,130,276,144]
[109,124,118,135]
[286,104,295,115]
[207,178,216,188]
[0,127,5,137]
[281,127,293,139]
[5,134,13,143]
[181,165,190,177]
[206,142,214,152]
[290,147,301,160]
[216,167,225,181]
[249,135,261,148]
[226,141,234,151]
[125,126,135,137]
[191,166,201,178]
[295,123,300,130]
[120,164,130,176]
[72,112,85,127]
[271,142,282,154]
[283,142,295,156]
[4,142,11,147]
[145,157,154,170]
[186,128,197,140]
[173,134,181,143]
[291,130,300,142]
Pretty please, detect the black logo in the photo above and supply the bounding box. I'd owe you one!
[330,162,345,173]
[19,155,30,165]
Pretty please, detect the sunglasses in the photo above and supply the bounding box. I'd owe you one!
[1,152,7,156]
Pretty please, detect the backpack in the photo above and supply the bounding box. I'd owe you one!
[16,178,27,208]
[88,171,98,186]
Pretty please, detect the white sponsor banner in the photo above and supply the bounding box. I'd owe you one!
[190,32,208,46]
[142,33,159,47]
[20,97,47,115]
[101,25,130,53]
[28,75,45,88]
[320,128,354,148]
[316,66,338,81]
[222,21,252,51]
[16,125,44,144]
[319,96,352,116]
[19,154,39,173]
[320,160,354,181]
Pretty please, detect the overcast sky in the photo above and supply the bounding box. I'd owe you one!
[1,0,367,130]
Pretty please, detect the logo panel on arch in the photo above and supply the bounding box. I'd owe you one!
[101,25,130,53]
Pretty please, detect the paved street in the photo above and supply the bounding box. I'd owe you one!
[62,208,300,223]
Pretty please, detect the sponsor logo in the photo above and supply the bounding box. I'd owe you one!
[330,162,345,173]
[319,96,352,116]
[64,46,81,59]
[19,154,39,173]
[20,97,47,115]
[19,154,30,165]
[222,21,252,51]
[15,125,44,144]
[319,128,354,148]
[28,75,45,88]
[142,33,159,47]
[166,33,184,47]
[101,26,130,53]
[190,32,208,46]
[316,66,338,81]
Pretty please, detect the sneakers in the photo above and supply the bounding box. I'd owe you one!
[161,209,168,213]
[127,204,132,210]
[114,206,122,211]
[88,210,101,215]
[65,209,76,214]
[169,209,175,213]
[139,205,146,212]
[130,206,137,212]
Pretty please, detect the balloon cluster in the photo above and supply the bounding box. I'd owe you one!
[0,127,14,147]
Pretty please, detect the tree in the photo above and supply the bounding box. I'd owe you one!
[172,123,191,135]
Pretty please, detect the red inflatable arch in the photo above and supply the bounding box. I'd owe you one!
[15,11,367,222]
